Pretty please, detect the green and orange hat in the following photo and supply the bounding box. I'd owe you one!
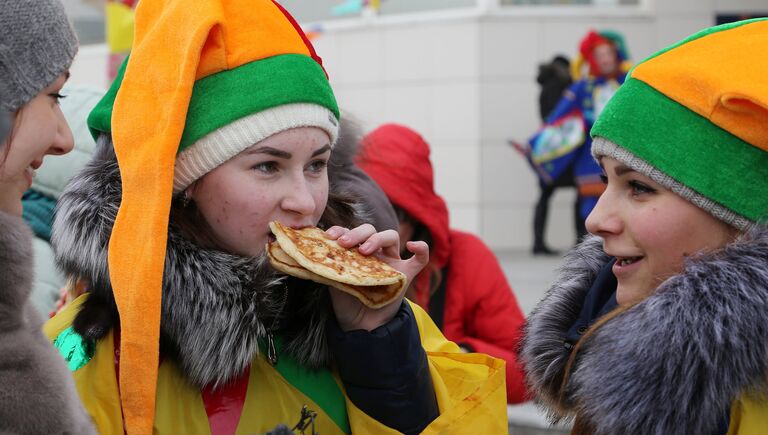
[591,18,768,230]
[84,1,339,433]
[88,2,339,193]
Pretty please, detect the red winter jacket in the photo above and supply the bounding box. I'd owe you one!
[357,124,529,403]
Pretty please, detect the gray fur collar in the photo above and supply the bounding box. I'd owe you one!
[0,212,96,434]
[52,134,361,389]
[0,211,34,317]
[522,227,768,434]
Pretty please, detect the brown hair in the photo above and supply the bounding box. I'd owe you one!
[0,108,23,168]
[557,302,638,435]
[168,193,223,249]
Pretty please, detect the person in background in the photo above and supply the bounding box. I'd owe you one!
[531,54,577,255]
[358,123,530,404]
[0,0,95,433]
[522,19,768,434]
[526,30,631,245]
[44,0,508,433]
[538,55,572,121]
[20,85,103,317]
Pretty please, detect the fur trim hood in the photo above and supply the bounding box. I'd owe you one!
[521,227,768,434]
[0,212,96,434]
[52,132,363,389]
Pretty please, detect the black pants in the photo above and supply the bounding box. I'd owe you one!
[533,166,585,249]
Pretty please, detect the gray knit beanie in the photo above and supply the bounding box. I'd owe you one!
[0,0,78,112]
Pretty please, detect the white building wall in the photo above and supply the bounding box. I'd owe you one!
[65,0,766,250]
[313,0,761,250]
[313,19,484,234]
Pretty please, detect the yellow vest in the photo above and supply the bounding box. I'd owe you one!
[45,296,508,434]
[727,394,768,435]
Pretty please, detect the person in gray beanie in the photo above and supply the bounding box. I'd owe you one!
[0,0,79,112]
[0,0,95,433]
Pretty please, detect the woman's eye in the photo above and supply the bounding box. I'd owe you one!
[599,174,608,184]
[307,159,328,173]
[628,180,655,195]
[253,161,278,174]
[49,93,67,104]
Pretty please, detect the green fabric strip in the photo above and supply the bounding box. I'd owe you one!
[53,326,95,372]
[87,54,339,153]
[629,18,768,76]
[87,57,126,140]
[180,54,338,152]
[262,338,350,435]
[591,78,768,222]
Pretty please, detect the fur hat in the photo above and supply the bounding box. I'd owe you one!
[591,18,768,230]
[82,0,339,432]
[0,0,78,112]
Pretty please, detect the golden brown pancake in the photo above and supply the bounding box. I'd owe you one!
[267,221,407,308]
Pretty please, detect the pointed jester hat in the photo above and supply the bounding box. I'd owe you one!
[85,0,338,432]
[591,18,768,230]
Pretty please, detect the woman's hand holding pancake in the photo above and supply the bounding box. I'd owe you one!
[325,224,429,331]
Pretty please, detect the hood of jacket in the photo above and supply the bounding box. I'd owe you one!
[52,133,362,389]
[521,226,768,434]
[357,123,451,268]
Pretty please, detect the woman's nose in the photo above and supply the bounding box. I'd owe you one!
[585,192,622,237]
[281,177,317,216]
[48,109,74,156]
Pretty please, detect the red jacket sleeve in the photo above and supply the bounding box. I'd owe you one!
[442,231,530,403]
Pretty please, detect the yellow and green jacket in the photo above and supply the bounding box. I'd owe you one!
[46,296,508,434]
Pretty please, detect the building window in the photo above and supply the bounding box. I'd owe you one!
[276,1,359,22]
[500,0,638,4]
[276,0,479,22]
[377,0,478,15]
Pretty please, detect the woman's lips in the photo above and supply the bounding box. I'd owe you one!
[612,256,644,277]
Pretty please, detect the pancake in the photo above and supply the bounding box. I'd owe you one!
[267,221,407,308]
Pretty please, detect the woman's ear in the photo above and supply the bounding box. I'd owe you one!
[182,188,193,208]
[182,180,200,207]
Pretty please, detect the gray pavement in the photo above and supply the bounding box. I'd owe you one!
[496,250,564,316]
[495,249,571,434]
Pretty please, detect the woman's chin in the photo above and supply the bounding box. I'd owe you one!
[615,283,653,306]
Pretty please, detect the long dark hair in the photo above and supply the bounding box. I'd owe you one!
[393,205,443,305]
[0,108,22,167]
[169,193,222,249]
[557,303,637,435]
